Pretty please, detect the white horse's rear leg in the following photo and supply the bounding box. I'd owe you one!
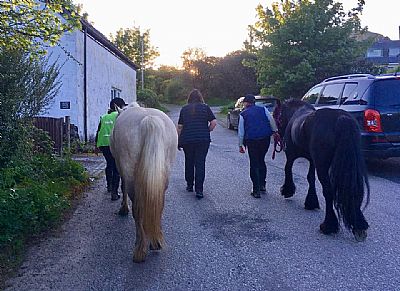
[133,219,147,263]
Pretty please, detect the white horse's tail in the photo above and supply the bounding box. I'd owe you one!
[133,115,167,248]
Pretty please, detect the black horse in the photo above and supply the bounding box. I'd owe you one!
[274,99,370,241]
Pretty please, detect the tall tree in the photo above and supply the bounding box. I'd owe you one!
[247,0,377,99]
[0,0,80,55]
[111,26,160,69]
[215,51,259,99]
[181,48,207,72]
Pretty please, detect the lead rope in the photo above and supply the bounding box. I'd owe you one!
[272,102,283,160]
[272,133,283,160]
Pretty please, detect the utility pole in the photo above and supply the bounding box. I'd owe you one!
[141,33,144,90]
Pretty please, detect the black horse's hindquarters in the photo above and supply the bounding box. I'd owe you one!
[276,99,370,241]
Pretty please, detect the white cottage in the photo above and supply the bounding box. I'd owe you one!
[43,19,137,141]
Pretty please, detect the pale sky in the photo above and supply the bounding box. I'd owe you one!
[73,0,400,68]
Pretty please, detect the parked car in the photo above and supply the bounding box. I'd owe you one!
[227,96,279,130]
[301,73,400,159]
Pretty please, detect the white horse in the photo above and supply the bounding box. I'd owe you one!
[110,103,177,262]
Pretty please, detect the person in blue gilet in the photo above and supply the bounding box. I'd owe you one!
[238,94,278,198]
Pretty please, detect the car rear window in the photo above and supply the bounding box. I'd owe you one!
[318,83,343,105]
[302,86,322,104]
[372,79,400,106]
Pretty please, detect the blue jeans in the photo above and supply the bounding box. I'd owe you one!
[182,142,210,193]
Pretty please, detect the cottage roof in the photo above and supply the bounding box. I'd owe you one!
[81,19,138,70]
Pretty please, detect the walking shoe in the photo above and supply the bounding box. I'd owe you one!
[186,185,194,192]
[111,193,120,201]
[195,192,204,199]
[260,186,266,192]
[251,191,261,198]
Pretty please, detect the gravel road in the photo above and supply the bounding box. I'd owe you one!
[5,105,400,291]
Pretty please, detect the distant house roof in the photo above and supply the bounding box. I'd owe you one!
[81,19,138,70]
[366,39,400,65]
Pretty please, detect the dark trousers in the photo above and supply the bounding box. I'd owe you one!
[246,137,271,192]
[182,142,210,193]
[100,146,120,193]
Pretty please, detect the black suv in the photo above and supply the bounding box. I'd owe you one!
[227,96,279,130]
[301,73,400,159]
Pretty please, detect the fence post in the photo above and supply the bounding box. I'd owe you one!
[65,116,71,153]
[59,118,63,157]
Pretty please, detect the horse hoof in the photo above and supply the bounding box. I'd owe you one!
[304,204,319,210]
[319,223,339,235]
[133,253,146,263]
[150,242,162,251]
[353,229,367,242]
[281,185,295,198]
[282,192,294,198]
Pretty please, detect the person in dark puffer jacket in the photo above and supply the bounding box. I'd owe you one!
[238,94,278,198]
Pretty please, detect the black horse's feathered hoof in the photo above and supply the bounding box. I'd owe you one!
[281,185,295,198]
[353,229,367,242]
[319,222,339,235]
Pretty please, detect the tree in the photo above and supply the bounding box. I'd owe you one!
[247,0,378,99]
[0,49,61,167]
[213,51,259,99]
[0,0,80,55]
[111,26,160,69]
[181,47,207,72]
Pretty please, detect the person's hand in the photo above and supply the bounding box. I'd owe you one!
[94,147,100,156]
[273,132,281,141]
[239,146,245,153]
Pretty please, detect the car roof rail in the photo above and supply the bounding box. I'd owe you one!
[322,74,375,82]
[378,72,400,77]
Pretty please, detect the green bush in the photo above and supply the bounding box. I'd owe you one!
[137,88,161,108]
[220,101,236,114]
[0,155,88,248]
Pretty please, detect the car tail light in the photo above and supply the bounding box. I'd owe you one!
[364,109,382,132]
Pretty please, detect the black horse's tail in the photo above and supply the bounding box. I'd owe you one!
[330,115,370,231]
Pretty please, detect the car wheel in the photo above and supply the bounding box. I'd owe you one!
[227,115,234,130]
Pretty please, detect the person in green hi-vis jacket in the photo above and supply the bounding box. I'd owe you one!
[95,97,127,201]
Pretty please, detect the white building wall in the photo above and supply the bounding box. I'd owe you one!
[43,32,82,131]
[42,28,137,140]
[85,34,136,141]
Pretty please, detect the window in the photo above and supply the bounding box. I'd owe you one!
[318,83,343,105]
[372,79,400,106]
[340,83,358,104]
[389,48,400,57]
[367,49,383,57]
[302,86,322,104]
[111,87,121,99]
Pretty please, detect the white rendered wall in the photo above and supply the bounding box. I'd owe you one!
[85,34,136,141]
[42,29,137,140]
[43,32,82,131]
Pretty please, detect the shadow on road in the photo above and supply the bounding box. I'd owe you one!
[366,157,400,184]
